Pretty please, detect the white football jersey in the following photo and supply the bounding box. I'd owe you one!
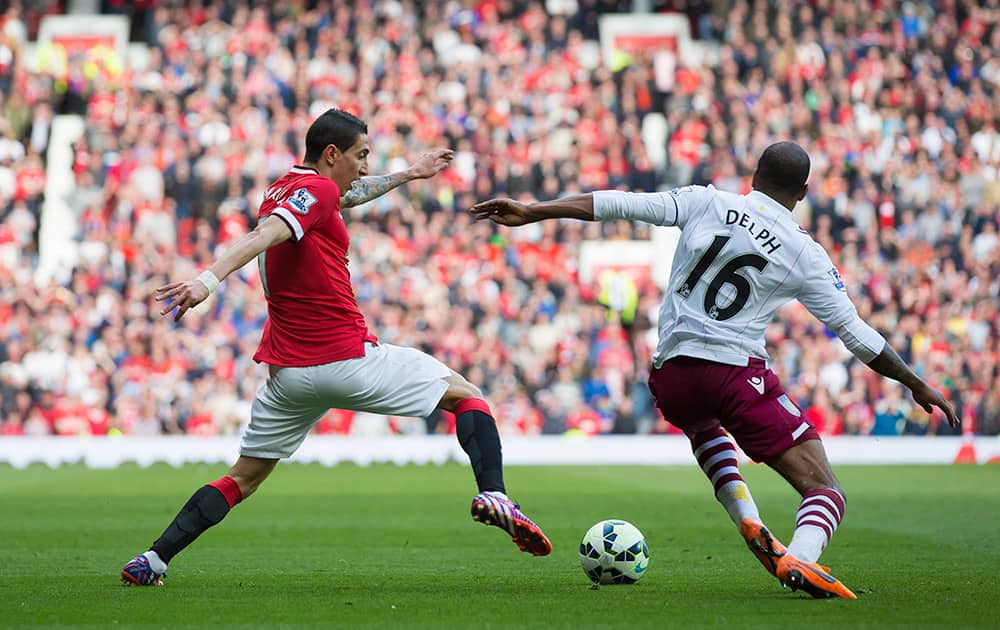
[594,185,885,368]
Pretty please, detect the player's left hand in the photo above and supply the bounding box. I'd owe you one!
[155,278,210,322]
[910,381,961,428]
[409,149,454,179]
[469,198,534,226]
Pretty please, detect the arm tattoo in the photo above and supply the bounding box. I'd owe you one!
[340,173,411,208]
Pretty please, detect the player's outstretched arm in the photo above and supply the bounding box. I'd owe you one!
[155,216,293,322]
[340,148,454,208]
[798,245,960,430]
[472,189,686,227]
[864,344,960,428]
[470,194,596,226]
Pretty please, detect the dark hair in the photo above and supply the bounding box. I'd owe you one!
[304,108,368,162]
[755,141,811,193]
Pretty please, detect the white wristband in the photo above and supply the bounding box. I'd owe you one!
[196,270,221,294]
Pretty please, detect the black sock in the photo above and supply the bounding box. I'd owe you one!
[456,407,506,493]
[150,485,232,564]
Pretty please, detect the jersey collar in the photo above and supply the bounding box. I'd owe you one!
[747,190,786,212]
[290,165,319,174]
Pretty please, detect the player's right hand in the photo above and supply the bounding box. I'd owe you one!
[155,278,210,322]
[470,198,534,226]
[911,381,960,428]
[409,149,454,179]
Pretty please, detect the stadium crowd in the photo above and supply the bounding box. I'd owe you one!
[0,0,997,439]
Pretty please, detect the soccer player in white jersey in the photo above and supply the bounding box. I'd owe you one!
[120,109,551,587]
[471,141,959,599]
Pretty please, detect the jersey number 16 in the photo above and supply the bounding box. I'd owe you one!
[676,235,769,321]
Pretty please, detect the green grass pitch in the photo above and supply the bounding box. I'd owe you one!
[1,463,997,628]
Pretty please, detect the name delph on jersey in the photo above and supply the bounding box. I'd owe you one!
[724,209,782,255]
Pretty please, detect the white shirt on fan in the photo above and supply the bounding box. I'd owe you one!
[593,185,885,368]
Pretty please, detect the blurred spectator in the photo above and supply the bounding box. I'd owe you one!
[872,383,910,436]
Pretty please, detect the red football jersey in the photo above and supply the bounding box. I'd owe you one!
[252,165,377,367]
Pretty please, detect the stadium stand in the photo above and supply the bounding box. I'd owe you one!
[0,0,996,439]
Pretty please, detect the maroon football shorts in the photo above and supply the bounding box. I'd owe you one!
[647,355,819,462]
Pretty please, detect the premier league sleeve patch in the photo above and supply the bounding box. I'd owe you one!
[286,188,318,215]
[827,267,846,291]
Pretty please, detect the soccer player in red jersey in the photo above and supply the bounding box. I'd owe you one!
[471,142,959,599]
[121,109,551,587]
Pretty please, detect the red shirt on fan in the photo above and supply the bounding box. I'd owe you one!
[252,165,377,367]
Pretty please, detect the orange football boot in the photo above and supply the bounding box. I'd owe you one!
[739,518,787,577]
[776,553,858,599]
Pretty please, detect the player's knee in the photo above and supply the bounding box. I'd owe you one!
[440,392,489,414]
[441,375,484,408]
[460,382,484,400]
[228,473,263,499]
[226,461,275,499]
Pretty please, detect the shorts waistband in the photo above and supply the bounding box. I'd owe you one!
[662,356,766,369]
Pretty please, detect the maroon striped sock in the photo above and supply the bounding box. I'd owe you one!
[787,488,846,563]
[690,427,759,525]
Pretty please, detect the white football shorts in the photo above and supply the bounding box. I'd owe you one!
[240,343,452,459]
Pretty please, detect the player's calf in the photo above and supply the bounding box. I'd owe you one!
[689,427,762,526]
[150,475,243,563]
[453,397,506,493]
[119,475,244,583]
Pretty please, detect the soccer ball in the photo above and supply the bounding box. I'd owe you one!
[579,519,650,585]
